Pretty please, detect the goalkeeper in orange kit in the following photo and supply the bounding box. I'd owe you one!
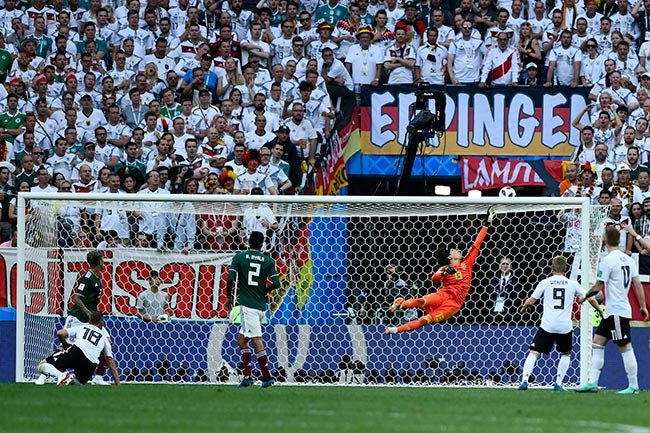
[385,207,496,334]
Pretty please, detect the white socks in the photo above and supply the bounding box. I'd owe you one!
[556,354,570,386]
[621,347,638,389]
[589,344,605,384]
[521,353,538,383]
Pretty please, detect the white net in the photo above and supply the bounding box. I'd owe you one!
[16,194,602,386]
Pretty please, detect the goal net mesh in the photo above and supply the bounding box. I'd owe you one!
[17,195,603,386]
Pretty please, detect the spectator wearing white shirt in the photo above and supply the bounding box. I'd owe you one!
[281,37,310,80]
[578,0,603,35]
[429,9,454,49]
[241,92,281,133]
[383,25,415,84]
[258,146,292,193]
[593,16,614,56]
[295,81,334,140]
[45,137,79,180]
[240,21,271,66]
[238,187,278,252]
[135,170,173,249]
[545,30,582,87]
[484,9,516,49]
[228,0,254,42]
[116,11,154,59]
[447,20,486,85]
[94,173,130,241]
[345,26,383,86]
[527,1,552,40]
[245,115,276,150]
[479,32,520,88]
[415,27,448,85]
[142,38,177,79]
[321,46,354,125]
[284,102,318,167]
[610,0,639,44]
[601,71,639,111]
[233,149,278,195]
[608,40,639,88]
[571,17,592,49]
[270,19,296,66]
[581,38,606,87]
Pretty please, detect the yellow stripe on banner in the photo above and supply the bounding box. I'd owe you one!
[296,257,314,311]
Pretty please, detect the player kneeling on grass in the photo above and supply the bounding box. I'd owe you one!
[37,311,120,386]
[518,256,603,391]
[226,230,281,388]
[385,207,495,334]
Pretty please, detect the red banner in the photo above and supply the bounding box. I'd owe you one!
[315,109,355,196]
[460,157,564,192]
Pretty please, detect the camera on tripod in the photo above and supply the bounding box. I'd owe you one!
[407,82,446,134]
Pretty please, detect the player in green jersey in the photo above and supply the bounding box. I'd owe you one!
[226,231,280,388]
[67,250,105,325]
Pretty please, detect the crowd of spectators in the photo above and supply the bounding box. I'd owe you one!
[1,0,650,249]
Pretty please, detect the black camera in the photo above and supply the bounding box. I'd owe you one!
[413,82,446,132]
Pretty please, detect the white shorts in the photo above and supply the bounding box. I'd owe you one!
[239,306,265,338]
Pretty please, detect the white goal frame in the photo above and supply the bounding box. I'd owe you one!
[15,193,594,385]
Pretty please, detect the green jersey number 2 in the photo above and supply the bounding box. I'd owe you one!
[248,263,261,286]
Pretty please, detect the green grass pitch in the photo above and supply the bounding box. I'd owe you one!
[1,383,648,433]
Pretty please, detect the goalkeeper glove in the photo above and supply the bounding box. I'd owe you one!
[443,266,457,276]
[484,206,496,226]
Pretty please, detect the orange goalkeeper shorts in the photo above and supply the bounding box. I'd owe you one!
[422,291,462,323]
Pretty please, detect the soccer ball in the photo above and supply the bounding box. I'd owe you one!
[499,186,517,197]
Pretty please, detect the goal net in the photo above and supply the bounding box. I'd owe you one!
[15,194,602,386]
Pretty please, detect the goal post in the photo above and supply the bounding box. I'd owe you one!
[15,193,600,386]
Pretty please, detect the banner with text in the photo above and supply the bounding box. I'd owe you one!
[359,85,590,156]
[0,245,338,324]
[460,157,565,192]
[2,245,650,322]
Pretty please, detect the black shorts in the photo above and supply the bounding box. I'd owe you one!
[46,346,97,385]
[595,315,631,346]
[529,328,573,354]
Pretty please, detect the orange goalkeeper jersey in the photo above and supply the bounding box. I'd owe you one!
[430,226,488,304]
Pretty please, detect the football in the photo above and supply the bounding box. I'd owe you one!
[499,186,517,197]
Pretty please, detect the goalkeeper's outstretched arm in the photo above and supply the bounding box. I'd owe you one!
[465,207,495,263]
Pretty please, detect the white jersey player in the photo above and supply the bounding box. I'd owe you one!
[37,312,120,386]
[518,256,602,391]
[576,226,648,394]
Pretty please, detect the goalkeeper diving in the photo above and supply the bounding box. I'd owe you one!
[385,207,496,334]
